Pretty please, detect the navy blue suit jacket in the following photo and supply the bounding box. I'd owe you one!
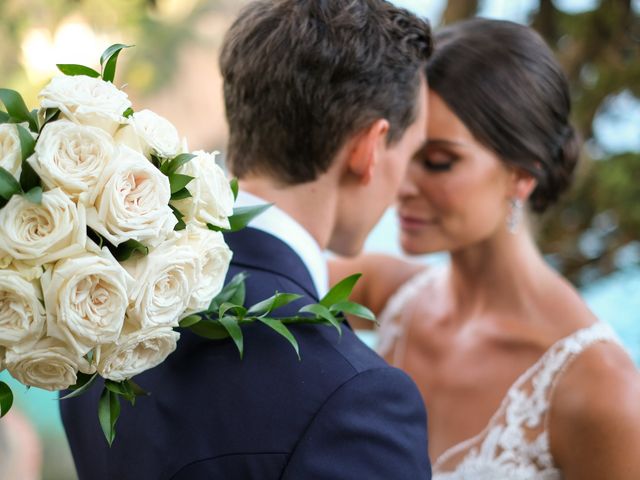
[61,228,431,479]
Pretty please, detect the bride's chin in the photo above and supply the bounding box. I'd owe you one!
[399,235,442,256]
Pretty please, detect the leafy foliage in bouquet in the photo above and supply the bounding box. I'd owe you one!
[0,44,375,445]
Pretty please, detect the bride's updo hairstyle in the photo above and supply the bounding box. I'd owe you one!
[427,18,580,212]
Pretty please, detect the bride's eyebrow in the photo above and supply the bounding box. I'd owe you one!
[426,139,467,148]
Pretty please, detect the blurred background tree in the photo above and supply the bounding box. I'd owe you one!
[0,1,638,479]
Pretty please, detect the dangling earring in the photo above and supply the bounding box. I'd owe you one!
[507,198,523,234]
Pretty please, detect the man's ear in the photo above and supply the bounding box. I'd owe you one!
[346,119,390,185]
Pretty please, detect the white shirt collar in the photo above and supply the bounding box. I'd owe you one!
[234,190,329,298]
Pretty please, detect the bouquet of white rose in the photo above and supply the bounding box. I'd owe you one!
[0,45,374,445]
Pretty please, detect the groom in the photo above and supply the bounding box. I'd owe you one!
[61,1,432,478]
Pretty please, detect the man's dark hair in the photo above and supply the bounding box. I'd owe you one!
[219,0,432,183]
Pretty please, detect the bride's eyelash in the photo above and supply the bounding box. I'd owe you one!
[420,151,458,172]
[423,160,453,172]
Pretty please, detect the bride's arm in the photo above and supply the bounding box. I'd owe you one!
[329,254,425,330]
[550,342,640,479]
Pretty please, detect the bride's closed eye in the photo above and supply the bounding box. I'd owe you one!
[420,148,459,172]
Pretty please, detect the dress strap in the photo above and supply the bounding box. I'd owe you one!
[536,322,622,427]
[500,323,622,431]
[433,322,624,475]
[376,265,443,360]
[535,323,620,394]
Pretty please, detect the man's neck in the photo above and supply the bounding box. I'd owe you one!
[238,175,338,250]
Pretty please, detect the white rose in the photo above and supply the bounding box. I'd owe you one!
[123,232,199,329]
[39,75,131,135]
[0,269,45,350]
[96,326,179,382]
[8,261,44,281]
[5,337,91,391]
[115,109,181,159]
[177,225,232,314]
[42,248,133,356]
[0,188,86,264]
[171,151,234,229]
[86,145,177,247]
[0,123,22,178]
[29,120,116,204]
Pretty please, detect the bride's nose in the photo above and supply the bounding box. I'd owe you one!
[397,171,420,200]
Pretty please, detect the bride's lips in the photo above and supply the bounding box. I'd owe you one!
[398,214,438,232]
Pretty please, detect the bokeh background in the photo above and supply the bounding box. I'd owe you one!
[0,0,638,478]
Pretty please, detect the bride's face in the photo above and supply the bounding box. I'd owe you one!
[397,91,514,255]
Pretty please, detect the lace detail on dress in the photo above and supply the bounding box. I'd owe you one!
[376,267,441,360]
[433,322,622,480]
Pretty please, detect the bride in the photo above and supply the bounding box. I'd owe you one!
[331,18,640,479]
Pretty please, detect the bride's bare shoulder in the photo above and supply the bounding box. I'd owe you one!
[329,254,426,314]
[550,340,640,479]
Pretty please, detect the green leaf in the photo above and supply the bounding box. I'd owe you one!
[115,379,148,406]
[39,107,60,131]
[160,153,196,175]
[24,186,42,204]
[259,318,300,359]
[300,303,342,336]
[0,381,13,418]
[119,381,136,406]
[98,387,120,446]
[170,187,191,201]
[16,124,35,162]
[123,107,134,118]
[150,154,161,169]
[0,166,21,201]
[320,273,362,308]
[19,156,40,193]
[189,320,230,340]
[230,178,239,200]
[330,300,376,322]
[229,279,246,307]
[170,204,184,221]
[169,173,194,194]
[248,293,303,317]
[174,219,186,231]
[0,88,37,131]
[208,272,248,313]
[0,111,9,123]
[169,204,186,231]
[179,314,201,328]
[218,302,247,319]
[104,380,144,406]
[124,379,148,398]
[60,373,98,400]
[114,239,149,261]
[56,64,101,78]
[100,44,133,83]
[227,204,272,232]
[87,227,106,249]
[220,316,244,358]
[104,380,130,397]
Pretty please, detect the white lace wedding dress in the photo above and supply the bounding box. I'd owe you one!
[377,267,623,480]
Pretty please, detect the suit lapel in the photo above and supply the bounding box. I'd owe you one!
[224,227,320,302]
